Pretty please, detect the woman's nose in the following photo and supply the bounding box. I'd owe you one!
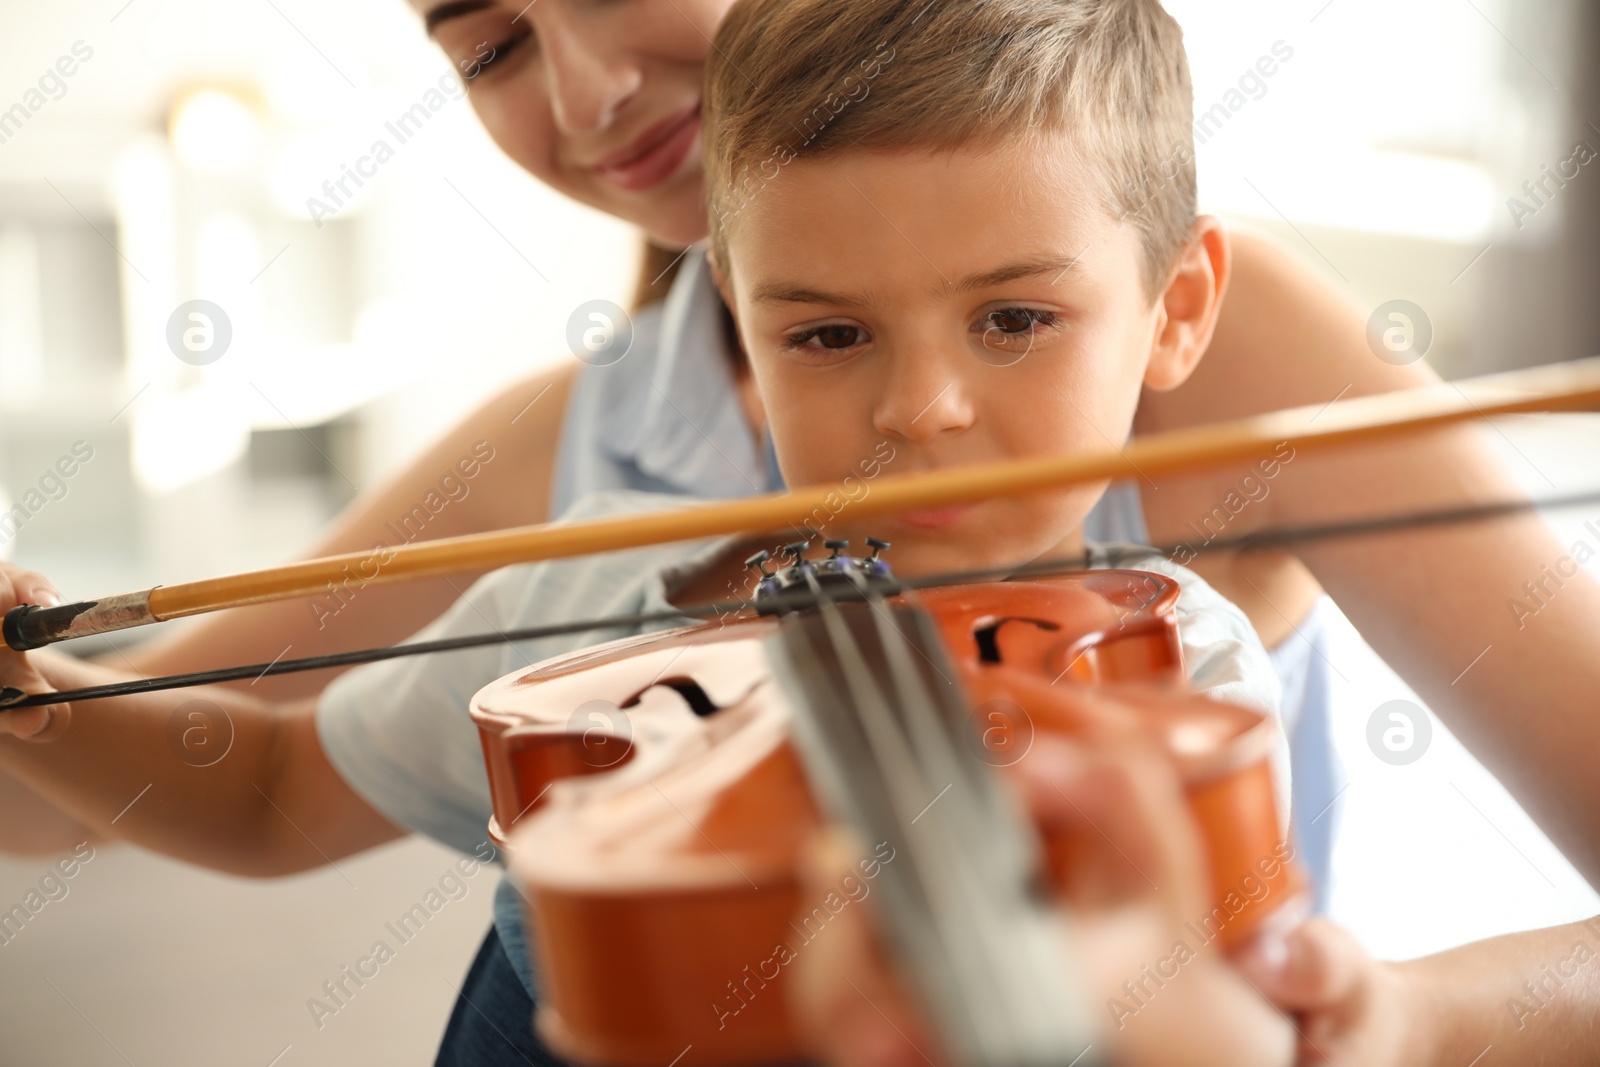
[538,14,642,134]
[872,345,975,444]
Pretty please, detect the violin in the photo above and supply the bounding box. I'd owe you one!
[471,540,1306,1066]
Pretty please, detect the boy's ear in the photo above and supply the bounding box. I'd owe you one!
[1143,216,1231,392]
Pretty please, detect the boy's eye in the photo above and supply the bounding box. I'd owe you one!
[784,324,868,353]
[982,307,1055,334]
[974,306,1059,365]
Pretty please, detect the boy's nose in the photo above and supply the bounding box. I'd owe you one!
[872,347,975,444]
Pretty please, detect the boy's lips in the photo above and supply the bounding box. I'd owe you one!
[595,103,702,192]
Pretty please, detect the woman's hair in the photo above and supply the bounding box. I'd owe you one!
[703,0,1198,295]
[632,241,686,309]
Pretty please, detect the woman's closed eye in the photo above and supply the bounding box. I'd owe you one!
[432,10,534,82]
[460,28,532,79]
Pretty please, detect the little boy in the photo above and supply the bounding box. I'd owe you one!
[355,0,1289,1038]
[0,0,1284,1062]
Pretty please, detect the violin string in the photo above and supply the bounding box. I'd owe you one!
[850,580,1019,1054]
[855,579,1001,863]
[5,486,1598,711]
[882,485,1600,591]
[796,570,932,848]
[881,582,1105,1063]
[775,571,997,1041]
[0,610,700,710]
[790,570,1005,1059]
[819,562,1099,1059]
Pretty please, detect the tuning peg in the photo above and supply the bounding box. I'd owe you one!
[784,540,812,561]
[824,539,849,558]
[865,537,890,560]
[744,549,773,577]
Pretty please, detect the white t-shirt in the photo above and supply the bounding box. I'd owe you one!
[317,489,1285,996]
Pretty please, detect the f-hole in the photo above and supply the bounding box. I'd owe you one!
[973,617,1061,664]
[621,677,722,718]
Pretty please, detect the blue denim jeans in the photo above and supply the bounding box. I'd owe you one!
[435,927,571,1067]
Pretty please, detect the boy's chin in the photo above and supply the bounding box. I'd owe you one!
[814,499,1090,581]
[865,535,1054,582]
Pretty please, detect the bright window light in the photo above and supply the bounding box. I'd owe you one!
[169,89,262,174]
[132,387,251,494]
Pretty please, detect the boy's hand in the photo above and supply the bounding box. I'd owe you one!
[0,562,69,741]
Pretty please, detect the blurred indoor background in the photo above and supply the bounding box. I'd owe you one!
[1,0,1598,1063]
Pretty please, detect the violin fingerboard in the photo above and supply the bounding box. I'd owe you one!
[771,595,1104,1067]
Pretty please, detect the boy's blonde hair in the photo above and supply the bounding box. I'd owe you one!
[704,0,1197,296]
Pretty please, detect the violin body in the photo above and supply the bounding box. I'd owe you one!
[470,570,1305,1066]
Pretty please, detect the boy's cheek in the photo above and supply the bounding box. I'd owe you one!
[753,367,876,484]
[774,441,869,488]
[983,352,1126,438]
[770,417,877,490]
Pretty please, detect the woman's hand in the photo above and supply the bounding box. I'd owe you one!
[1236,919,1427,1067]
[792,734,1297,1067]
[0,561,69,741]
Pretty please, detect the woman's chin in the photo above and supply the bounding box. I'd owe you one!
[613,177,712,249]
[645,213,712,250]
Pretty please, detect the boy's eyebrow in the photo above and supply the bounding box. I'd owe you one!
[423,0,494,33]
[948,254,1086,293]
[750,282,877,308]
[749,255,1085,308]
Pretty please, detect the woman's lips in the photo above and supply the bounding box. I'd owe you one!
[596,104,702,192]
[894,505,976,530]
